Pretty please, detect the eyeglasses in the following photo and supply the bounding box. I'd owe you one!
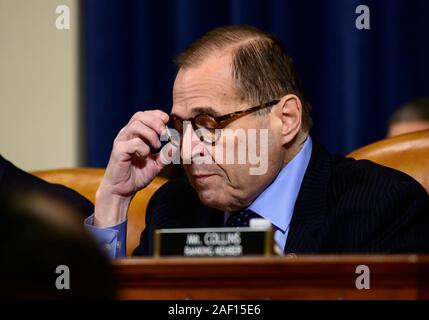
[168,99,280,145]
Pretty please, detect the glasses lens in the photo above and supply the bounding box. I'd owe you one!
[194,114,221,143]
[195,114,219,130]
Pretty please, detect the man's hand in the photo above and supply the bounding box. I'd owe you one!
[94,110,173,227]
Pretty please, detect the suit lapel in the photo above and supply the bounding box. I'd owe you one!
[285,139,332,253]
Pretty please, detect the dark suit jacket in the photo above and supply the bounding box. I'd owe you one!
[0,155,93,220]
[134,139,429,256]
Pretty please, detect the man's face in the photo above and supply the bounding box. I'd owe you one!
[171,53,285,212]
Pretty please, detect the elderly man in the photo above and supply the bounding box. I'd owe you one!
[86,25,429,258]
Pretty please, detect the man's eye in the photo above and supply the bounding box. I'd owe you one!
[196,115,219,129]
[204,122,218,130]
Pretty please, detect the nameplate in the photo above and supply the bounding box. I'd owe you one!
[153,227,273,257]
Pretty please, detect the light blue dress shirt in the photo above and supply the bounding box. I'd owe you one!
[231,136,313,253]
[85,137,312,258]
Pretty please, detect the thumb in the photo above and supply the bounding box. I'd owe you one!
[156,141,180,168]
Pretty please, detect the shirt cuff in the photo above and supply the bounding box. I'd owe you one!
[84,215,127,259]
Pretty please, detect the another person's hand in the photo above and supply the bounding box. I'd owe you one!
[94,110,172,227]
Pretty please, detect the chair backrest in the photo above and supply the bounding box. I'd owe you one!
[347,130,429,193]
[31,168,168,256]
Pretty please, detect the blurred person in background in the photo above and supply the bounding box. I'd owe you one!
[0,154,93,220]
[0,154,116,298]
[387,98,429,137]
[0,190,117,299]
[0,154,94,219]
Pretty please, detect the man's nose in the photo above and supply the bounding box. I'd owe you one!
[181,123,206,163]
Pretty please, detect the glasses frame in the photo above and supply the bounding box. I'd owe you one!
[168,99,280,145]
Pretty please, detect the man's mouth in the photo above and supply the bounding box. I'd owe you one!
[191,173,216,184]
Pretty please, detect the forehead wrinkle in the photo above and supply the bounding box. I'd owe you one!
[173,56,235,98]
[174,78,231,98]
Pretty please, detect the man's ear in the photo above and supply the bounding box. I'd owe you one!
[278,94,302,145]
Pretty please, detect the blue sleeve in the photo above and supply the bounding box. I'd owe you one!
[84,215,127,259]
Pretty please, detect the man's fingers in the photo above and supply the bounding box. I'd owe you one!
[115,110,170,143]
[114,138,150,160]
[125,120,162,148]
[130,110,169,123]
[128,110,169,135]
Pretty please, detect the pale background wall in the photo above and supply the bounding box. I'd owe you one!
[0,0,81,171]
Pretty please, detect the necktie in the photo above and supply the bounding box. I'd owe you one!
[224,209,261,228]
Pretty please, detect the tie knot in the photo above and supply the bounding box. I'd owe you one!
[224,209,261,228]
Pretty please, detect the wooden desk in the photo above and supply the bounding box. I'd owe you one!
[113,255,429,300]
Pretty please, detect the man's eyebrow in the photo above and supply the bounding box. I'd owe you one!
[191,106,221,117]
